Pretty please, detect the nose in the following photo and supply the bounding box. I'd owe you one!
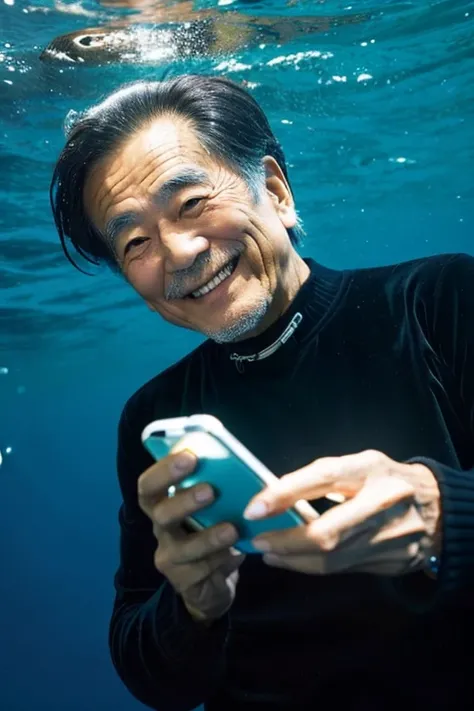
[160,228,210,273]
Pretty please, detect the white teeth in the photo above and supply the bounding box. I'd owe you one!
[191,262,234,299]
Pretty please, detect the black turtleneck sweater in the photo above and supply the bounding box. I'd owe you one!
[110,253,474,711]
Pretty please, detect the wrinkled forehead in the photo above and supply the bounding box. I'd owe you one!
[121,116,200,157]
[83,116,215,228]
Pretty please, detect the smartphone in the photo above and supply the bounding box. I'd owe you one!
[141,414,318,554]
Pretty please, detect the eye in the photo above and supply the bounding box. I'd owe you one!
[181,197,204,215]
[123,236,148,256]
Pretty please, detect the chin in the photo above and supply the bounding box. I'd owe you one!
[202,298,270,344]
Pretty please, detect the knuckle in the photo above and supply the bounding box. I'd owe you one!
[397,479,416,499]
[306,522,338,552]
[151,501,170,527]
[137,473,149,501]
[137,460,171,500]
[316,533,338,552]
[153,547,168,574]
[210,529,226,551]
[408,515,427,536]
[364,449,387,466]
[211,524,237,549]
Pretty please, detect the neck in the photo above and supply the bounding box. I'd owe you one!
[216,257,346,374]
[238,252,311,342]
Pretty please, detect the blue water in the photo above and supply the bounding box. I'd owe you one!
[0,1,473,709]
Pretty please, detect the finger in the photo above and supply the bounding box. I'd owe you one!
[182,553,245,616]
[137,450,197,515]
[262,532,423,575]
[262,553,317,573]
[216,549,247,580]
[169,522,240,565]
[152,483,215,530]
[244,450,388,519]
[305,475,418,548]
[163,548,244,594]
[253,475,416,555]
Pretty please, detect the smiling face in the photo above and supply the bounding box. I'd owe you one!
[83,116,309,342]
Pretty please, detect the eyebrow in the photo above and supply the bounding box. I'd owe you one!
[104,167,209,248]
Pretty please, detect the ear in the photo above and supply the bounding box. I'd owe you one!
[262,156,297,230]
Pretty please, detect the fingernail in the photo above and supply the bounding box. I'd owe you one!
[252,538,271,552]
[218,525,237,543]
[244,500,268,520]
[172,451,195,476]
[194,485,213,503]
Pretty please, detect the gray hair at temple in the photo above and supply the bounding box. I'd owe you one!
[50,75,305,273]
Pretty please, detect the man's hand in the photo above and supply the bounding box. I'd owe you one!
[244,450,441,576]
[138,450,245,623]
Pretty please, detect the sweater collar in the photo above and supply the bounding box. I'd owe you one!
[217,258,346,373]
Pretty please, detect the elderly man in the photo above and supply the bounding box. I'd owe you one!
[51,75,474,711]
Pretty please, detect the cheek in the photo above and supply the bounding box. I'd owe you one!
[206,205,269,263]
[204,202,250,237]
[125,259,162,301]
[125,261,190,326]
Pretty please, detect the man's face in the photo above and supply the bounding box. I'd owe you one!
[84,117,299,342]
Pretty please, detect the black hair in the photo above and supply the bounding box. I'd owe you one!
[50,74,303,273]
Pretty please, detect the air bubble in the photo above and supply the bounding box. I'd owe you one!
[64,109,80,136]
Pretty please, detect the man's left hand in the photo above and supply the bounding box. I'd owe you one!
[244,450,441,576]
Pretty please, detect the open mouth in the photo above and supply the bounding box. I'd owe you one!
[187,256,239,300]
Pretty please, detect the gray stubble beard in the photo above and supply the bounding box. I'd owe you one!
[203,294,270,344]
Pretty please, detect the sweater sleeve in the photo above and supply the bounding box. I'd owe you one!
[108,400,229,711]
[397,254,474,606]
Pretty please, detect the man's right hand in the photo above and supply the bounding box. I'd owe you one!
[137,449,245,623]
